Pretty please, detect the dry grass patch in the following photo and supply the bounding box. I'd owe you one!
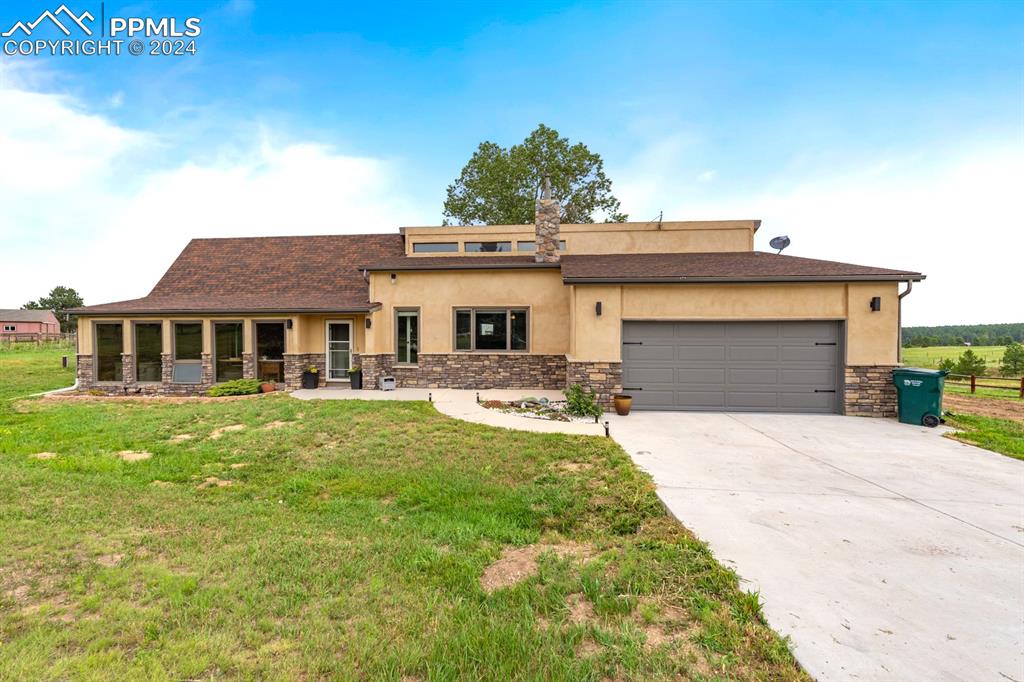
[480,542,595,593]
[30,452,56,460]
[117,450,152,462]
[196,476,233,490]
[210,424,246,439]
[169,433,194,442]
[96,553,124,567]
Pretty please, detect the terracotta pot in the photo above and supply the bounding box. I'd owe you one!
[259,382,276,394]
[612,394,633,416]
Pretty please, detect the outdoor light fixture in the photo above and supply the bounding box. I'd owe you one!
[286,319,293,329]
[365,318,372,329]
[870,296,881,312]
[390,273,397,283]
[595,301,602,316]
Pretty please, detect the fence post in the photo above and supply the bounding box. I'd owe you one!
[970,375,976,394]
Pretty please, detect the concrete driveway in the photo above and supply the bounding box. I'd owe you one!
[608,412,1024,681]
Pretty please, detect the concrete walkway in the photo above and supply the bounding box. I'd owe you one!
[608,411,1024,681]
[291,387,605,436]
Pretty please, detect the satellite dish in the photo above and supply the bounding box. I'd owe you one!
[769,235,791,254]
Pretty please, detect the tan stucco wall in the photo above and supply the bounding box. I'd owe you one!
[568,281,900,365]
[401,221,757,256]
[76,314,365,356]
[366,269,570,355]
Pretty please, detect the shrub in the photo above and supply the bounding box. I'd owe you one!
[953,349,987,376]
[207,379,262,397]
[937,357,956,373]
[563,383,602,418]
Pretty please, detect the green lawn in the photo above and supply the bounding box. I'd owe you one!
[0,347,803,680]
[945,413,1024,461]
[0,343,76,401]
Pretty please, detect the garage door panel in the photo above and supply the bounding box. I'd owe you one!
[781,345,836,362]
[623,343,675,360]
[729,345,779,361]
[729,368,779,384]
[676,345,726,361]
[676,368,726,383]
[622,321,840,413]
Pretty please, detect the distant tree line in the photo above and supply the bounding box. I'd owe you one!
[902,323,1024,347]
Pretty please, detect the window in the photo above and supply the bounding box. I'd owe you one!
[516,240,566,252]
[3,324,15,332]
[396,310,419,364]
[256,322,286,383]
[135,323,162,382]
[413,242,458,253]
[464,241,511,253]
[453,309,528,352]
[173,322,203,383]
[95,323,123,382]
[214,322,243,382]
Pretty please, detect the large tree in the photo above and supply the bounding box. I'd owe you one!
[23,285,84,333]
[443,124,627,225]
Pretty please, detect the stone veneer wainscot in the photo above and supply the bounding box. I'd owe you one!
[843,365,897,418]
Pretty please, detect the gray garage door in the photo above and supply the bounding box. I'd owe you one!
[622,321,841,413]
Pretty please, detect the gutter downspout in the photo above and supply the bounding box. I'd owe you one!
[897,281,914,364]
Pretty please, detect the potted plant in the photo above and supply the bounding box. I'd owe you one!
[612,394,633,416]
[348,365,363,390]
[259,382,276,393]
[301,365,319,389]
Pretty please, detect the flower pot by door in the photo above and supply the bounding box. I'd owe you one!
[259,382,276,394]
[349,370,362,390]
[301,371,318,389]
[613,394,633,416]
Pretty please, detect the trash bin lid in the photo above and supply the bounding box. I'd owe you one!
[892,367,949,376]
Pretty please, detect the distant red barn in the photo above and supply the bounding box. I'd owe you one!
[0,309,62,339]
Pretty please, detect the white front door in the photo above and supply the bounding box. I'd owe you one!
[326,321,352,380]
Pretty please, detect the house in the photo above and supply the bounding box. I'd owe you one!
[0,309,62,340]
[70,189,923,416]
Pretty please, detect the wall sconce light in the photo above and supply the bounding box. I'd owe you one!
[595,301,602,316]
[390,273,397,284]
[365,318,372,329]
[286,319,293,329]
[870,296,881,312]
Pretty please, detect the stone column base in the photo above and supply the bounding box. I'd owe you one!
[566,360,622,410]
[242,352,255,379]
[844,366,897,418]
[284,353,327,389]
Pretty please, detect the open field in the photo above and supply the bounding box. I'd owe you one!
[0,347,802,680]
[902,345,1007,369]
[0,343,76,401]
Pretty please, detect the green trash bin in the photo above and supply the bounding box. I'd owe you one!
[892,368,948,427]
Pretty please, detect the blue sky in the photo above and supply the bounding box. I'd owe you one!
[0,0,1021,325]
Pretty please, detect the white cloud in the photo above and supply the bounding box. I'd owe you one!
[0,80,421,308]
[695,170,716,182]
[665,146,1024,326]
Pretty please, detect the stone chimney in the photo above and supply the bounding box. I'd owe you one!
[534,176,561,263]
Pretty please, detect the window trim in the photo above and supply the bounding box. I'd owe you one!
[452,307,530,353]
[93,320,124,383]
[516,240,566,252]
[132,320,164,384]
[324,319,353,382]
[253,319,288,384]
[463,241,512,253]
[412,242,459,253]
[212,320,245,384]
[171,320,204,384]
[394,307,420,365]
[2,324,15,332]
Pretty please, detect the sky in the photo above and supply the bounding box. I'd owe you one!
[0,0,1021,326]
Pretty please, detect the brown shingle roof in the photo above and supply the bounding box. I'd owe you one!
[559,252,924,283]
[72,234,405,314]
[363,255,558,271]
